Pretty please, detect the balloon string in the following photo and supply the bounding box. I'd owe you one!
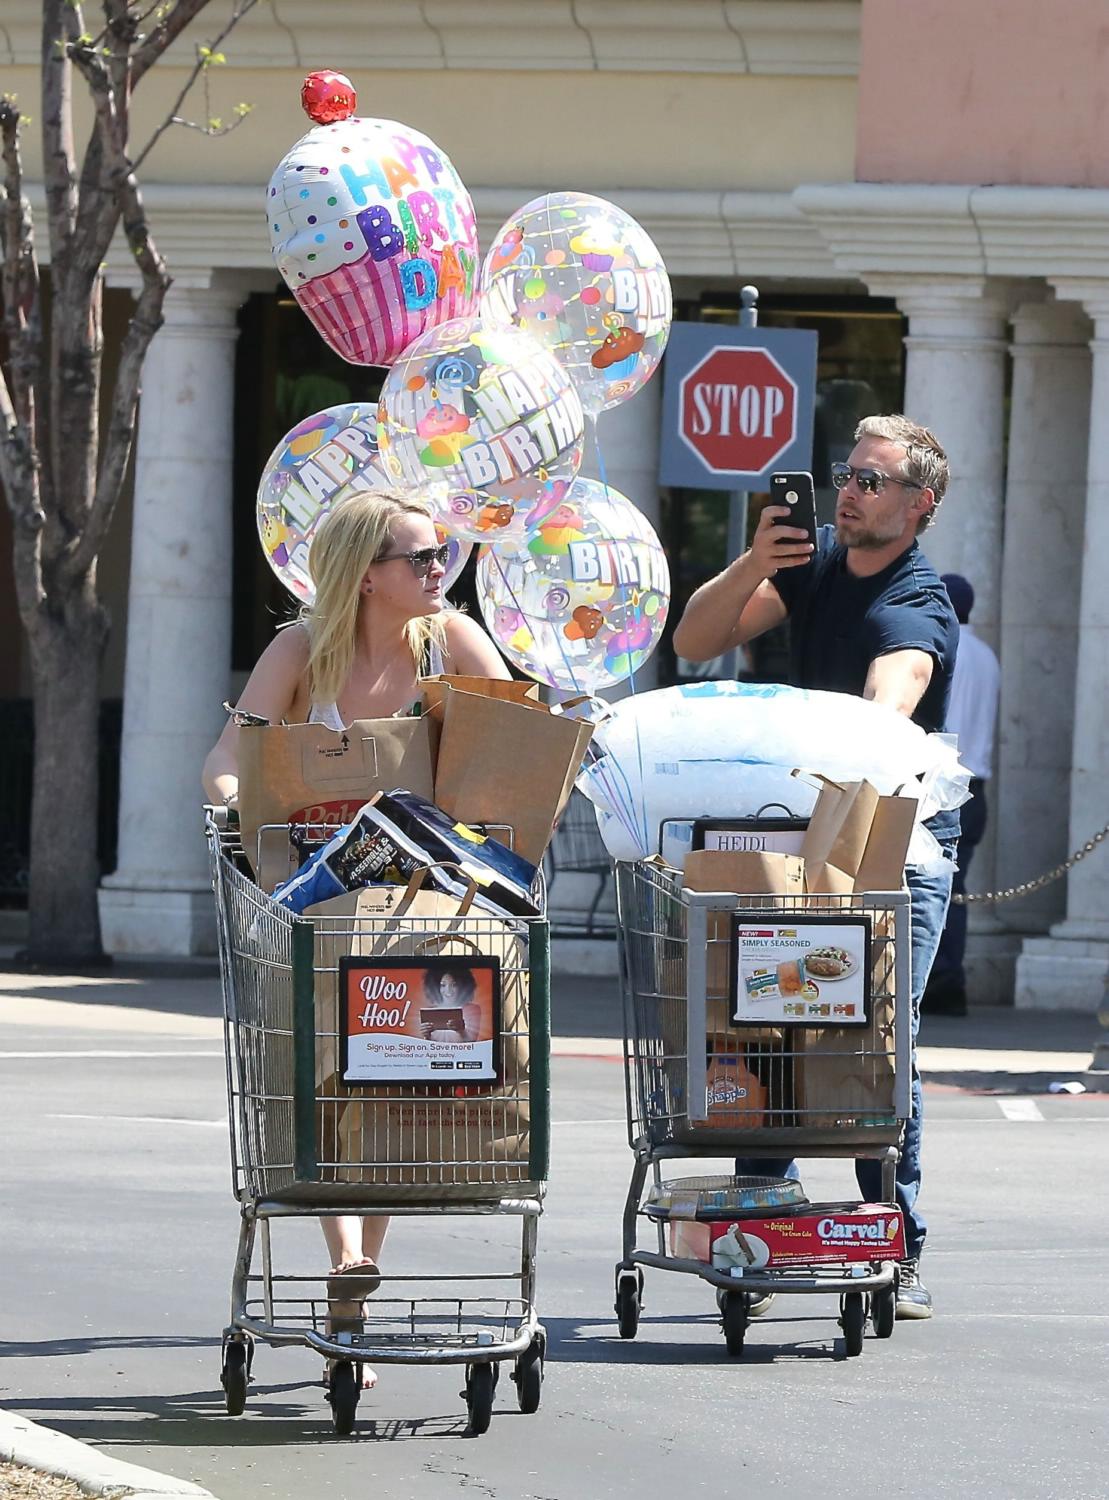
[595,428,651,856]
[484,542,641,852]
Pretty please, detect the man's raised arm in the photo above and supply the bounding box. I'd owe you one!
[672,504,813,663]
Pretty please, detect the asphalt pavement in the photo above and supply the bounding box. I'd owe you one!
[0,962,1106,1500]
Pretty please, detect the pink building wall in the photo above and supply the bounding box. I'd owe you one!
[856,0,1109,188]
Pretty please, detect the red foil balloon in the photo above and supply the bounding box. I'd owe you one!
[300,70,356,125]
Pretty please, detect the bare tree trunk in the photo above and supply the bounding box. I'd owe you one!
[26,582,109,960]
[1,1,259,964]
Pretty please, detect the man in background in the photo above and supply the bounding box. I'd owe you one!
[923,574,1000,1017]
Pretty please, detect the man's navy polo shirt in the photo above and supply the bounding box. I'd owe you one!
[770,524,960,839]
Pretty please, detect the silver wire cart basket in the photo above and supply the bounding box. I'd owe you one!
[207,809,551,1435]
[614,857,913,1358]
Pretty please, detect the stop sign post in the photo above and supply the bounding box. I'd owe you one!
[660,324,817,490]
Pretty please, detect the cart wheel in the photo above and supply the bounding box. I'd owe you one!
[615,1273,641,1340]
[841,1292,865,1357]
[328,1360,359,1436]
[722,1292,748,1357]
[871,1283,896,1340]
[514,1339,543,1414]
[466,1362,495,1435]
[221,1338,249,1416]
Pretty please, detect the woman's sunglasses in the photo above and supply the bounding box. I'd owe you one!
[378,542,451,578]
[830,462,922,497]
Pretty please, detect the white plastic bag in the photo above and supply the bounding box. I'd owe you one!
[577,681,969,862]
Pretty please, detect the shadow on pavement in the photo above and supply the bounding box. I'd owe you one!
[543,1312,844,1365]
[0,971,221,1021]
[6,1335,219,1358]
[918,1007,1098,1054]
[6,1389,491,1447]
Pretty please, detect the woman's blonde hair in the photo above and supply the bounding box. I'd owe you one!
[300,488,447,707]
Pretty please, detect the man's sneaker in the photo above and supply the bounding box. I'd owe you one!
[895,1258,933,1320]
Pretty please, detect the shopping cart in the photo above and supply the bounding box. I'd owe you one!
[206,809,550,1434]
[613,858,912,1358]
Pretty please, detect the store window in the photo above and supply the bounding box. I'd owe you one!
[658,293,905,687]
[231,292,387,673]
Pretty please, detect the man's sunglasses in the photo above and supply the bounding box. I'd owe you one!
[377,542,451,578]
[830,462,923,497]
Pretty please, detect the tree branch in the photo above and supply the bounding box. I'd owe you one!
[40,0,83,268]
[70,269,164,581]
[0,97,47,615]
[131,0,219,85]
[132,0,261,172]
[65,31,172,583]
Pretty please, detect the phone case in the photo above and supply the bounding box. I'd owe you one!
[769,472,817,549]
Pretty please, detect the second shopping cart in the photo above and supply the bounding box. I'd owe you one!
[613,857,912,1358]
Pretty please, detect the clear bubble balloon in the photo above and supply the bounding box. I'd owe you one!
[476,478,670,693]
[257,402,392,602]
[481,192,672,418]
[376,315,585,546]
[434,523,473,591]
[257,402,470,602]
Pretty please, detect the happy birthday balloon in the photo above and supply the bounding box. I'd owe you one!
[268,94,479,367]
[257,402,393,601]
[376,314,586,546]
[476,478,670,693]
[433,524,473,592]
[481,192,672,417]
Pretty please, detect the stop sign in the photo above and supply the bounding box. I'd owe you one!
[678,345,798,480]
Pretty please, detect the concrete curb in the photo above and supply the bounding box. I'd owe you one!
[0,1411,219,1500]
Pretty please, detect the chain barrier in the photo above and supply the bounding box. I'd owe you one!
[951,820,1109,905]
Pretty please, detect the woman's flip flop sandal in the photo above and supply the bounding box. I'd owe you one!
[326,1260,381,1302]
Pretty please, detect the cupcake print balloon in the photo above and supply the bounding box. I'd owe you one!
[267,73,480,368]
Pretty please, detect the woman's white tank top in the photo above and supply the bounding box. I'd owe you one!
[308,638,445,732]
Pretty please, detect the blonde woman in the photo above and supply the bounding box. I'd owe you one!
[203,489,509,1389]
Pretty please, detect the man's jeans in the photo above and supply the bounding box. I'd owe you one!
[735,843,957,1262]
[931,781,987,992]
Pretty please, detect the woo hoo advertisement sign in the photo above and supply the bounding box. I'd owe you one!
[340,955,502,1086]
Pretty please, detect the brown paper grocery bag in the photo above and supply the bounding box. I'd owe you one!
[419,676,541,766]
[305,880,532,1186]
[682,851,805,1000]
[237,716,435,889]
[430,682,593,865]
[793,910,898,1130]
[855,794,919,893]
[800,778,879,892]
[800,776,917,895]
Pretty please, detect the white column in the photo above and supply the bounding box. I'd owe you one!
[99,280,242,955]
[1016,284,1109,1009]
[997,299,1090,935]
[866,276,1010,652]
[581,376,664,696]
[866,277,1010,967]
